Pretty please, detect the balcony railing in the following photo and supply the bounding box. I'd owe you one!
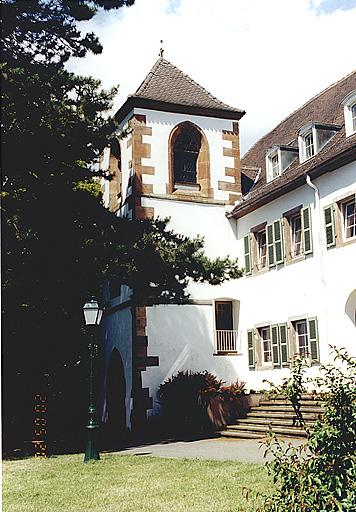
[215,330,239,353]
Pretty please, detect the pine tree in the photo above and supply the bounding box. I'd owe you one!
[1,0,242,450]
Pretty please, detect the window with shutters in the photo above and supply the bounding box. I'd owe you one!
[250,323,289,370]
[247,219,285,275]
[283,205,313,262]
[324,197,356,249]
[292,318,320,364]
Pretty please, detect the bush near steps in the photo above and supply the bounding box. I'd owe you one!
[158,370,248,435]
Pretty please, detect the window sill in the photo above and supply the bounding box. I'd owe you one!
[266,174,282,183]
[286,253,306,265]
[253,266,269,276]
[328,236,356,250]
[300,154,315,164]
[174,183,201,192]
[254,364,290,371]
[343,235,356,244]
[213,351,241,356]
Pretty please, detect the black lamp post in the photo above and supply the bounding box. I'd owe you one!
[83,297,103,463]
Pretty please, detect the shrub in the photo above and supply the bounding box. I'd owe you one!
[264,355,307,426]
[158,371,246,435]
[262,347,356,512]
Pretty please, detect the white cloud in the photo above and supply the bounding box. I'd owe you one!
[67,0,356,154]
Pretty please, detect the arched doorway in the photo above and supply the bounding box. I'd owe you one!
[104,349,127,447]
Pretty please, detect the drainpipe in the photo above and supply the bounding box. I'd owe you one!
[305,175,325,284]
[305,174,328,355]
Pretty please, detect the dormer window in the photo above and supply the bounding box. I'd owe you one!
[266,146,298,182]
[304,131,315,159]
[342,91,356,137]
[298,123,339,163]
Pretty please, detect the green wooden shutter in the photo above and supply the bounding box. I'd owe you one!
[301,206,313,255]
[273,219,284,264]
[244,235,252,275]
[308,318,319,363]
[247,329,255,370]
[324,205,336,248]
[267,224,275,268]
[271,325,280,368]
[278,323,289,365]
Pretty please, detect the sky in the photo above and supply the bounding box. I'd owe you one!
[67,0,356,155]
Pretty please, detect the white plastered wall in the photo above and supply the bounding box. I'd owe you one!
[134,108,238,202]
[232,160,356,390]
[144,303,244,416]
[141,160,356,405]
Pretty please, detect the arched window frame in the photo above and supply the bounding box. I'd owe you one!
[168,121,212,197]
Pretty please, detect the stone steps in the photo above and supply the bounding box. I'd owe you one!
[222,423,306,437]
[250,405,323,414]
[258,400,323,407]
[248,410,319,420]
[220,430,265,439]
[237,417,314,427]
[220,394,323,440]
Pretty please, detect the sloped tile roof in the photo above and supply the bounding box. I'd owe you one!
[230,70,356,218]
[132,57,244,114]
[116,58,245,122]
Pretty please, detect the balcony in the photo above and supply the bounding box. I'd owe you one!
[215,330,240,354]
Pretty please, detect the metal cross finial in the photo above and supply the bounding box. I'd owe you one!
[159,40,164,58]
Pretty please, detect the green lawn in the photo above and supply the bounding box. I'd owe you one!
[2,453,271,512]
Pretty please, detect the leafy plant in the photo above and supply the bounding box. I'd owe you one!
[158,371,246,435]
[264,355,308,427]
[220,380,246,400]
[261,347,356,512]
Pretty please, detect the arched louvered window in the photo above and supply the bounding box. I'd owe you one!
[172,123,202,184]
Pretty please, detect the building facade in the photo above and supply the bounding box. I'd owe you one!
[100,58,356,433]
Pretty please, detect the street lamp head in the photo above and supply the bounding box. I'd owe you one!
[83,297,103,326]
